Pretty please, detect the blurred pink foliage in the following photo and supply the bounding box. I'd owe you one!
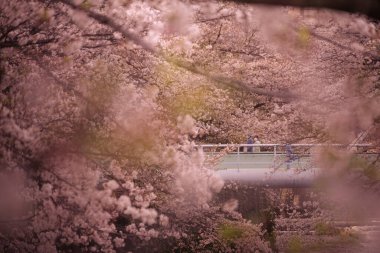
[1,0,380,252]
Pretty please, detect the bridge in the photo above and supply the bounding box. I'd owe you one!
[200,144,377,187]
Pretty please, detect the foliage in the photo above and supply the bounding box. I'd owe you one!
[1,0,380,252]
[314,222,340,236]
[218,222,244,242]
[286,236,303,253]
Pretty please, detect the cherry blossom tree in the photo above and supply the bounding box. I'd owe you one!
[1,0,380,252]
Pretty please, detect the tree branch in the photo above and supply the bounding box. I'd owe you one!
[56,0,155,52]
[196,14,234,23]
[221,0,380,20]
[307,28,380,61]
[43,0,295,100]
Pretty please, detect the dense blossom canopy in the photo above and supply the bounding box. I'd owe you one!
[1,0,379,252]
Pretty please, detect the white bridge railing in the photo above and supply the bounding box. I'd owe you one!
[196,143,375,187]
[198,143,373,170]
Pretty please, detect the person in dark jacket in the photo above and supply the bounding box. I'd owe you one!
[247,135,253,152]
[285,143,294,169]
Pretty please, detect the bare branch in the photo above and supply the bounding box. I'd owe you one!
[168,57,297,100]
[56,0,155,52]
[211,24,223,45]
[307,28,380,61]
[196,14,234,23]
[220,0,380,20]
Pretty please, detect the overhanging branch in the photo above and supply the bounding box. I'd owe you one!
[220,0,380,20]
[53,0,294,100]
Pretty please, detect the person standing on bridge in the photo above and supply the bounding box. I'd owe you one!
[285,143,294,169]
[253,135,261,152]
[247,135,253,152]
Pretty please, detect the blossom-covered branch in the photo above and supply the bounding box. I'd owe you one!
[223,0,380,20]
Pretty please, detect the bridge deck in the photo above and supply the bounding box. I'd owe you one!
[203,150,378,187]
[205,152,378,170]
[207,153,311,170]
